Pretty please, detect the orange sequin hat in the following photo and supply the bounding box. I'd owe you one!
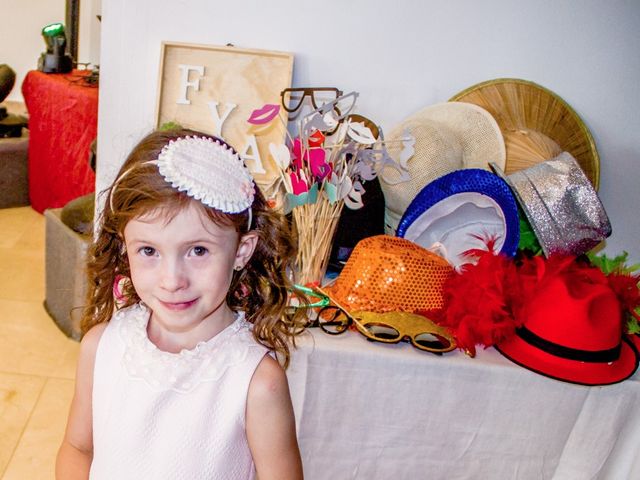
[324,235,454,313]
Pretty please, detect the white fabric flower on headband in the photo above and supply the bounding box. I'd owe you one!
[156,136,255,213]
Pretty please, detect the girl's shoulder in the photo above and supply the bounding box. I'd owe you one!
[249,354,287,398]
[73,322,109,397]
[80,322,108,357]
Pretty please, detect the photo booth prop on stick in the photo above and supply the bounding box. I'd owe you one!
[155,42,293,199]
[246,91,413,285]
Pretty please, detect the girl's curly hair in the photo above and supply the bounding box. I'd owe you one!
[82,128,306,366]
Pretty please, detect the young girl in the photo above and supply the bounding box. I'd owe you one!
[56,129,305,479]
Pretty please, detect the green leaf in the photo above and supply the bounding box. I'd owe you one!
[588,251,640,275]
[626,312,640,335]
[158,121,183,132]
[517,213,543,255]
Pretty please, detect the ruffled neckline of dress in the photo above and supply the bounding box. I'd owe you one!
[115,303,258,393]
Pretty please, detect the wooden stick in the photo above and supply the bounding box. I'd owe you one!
[293,198,344,285]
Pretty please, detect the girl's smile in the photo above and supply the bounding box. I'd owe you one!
[158,299,198,311]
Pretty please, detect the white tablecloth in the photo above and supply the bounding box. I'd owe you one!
[286,329,640,480]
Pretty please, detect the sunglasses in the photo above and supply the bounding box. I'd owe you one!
[306,287,456,354]
[281,87,344,114]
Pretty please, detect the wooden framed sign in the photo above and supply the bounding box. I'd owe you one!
[156,41,294,197]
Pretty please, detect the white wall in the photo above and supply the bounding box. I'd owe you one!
[0,0,66,101]
[0,0,101,102]
[97,0,640,263]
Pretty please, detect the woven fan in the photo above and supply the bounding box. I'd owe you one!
[450,78,600,189]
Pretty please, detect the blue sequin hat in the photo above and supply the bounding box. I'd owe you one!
[396,169,520,269]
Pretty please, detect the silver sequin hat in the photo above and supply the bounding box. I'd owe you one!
[490,152,611,257]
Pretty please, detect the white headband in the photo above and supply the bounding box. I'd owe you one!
[110,136,256,227]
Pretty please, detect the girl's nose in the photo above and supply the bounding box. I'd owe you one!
[159,258,188,291]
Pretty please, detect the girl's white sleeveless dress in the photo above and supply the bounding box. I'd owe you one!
[89,303,268,480]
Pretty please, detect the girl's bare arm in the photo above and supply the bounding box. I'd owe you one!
[246,355,303,480]
[56,323,106,480]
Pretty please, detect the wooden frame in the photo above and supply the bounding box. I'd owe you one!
[155,41,294,196]
[65,0,80,61]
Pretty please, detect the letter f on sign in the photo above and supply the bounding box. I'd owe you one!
[176,64,205,105]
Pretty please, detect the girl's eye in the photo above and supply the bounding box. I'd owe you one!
[191,246,208,257]
[139,246,156,257]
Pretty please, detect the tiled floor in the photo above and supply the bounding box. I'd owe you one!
[0,206,80,479]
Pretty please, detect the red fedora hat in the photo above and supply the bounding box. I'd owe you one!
[495,263,639,386]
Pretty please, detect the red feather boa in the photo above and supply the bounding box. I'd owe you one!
[425,252,640,357]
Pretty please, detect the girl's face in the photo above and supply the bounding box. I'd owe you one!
[123,202,257,350]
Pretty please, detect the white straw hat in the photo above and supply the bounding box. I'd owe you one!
[380,102,506,234]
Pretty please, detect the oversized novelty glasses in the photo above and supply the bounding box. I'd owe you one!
[281,87,343,114]
[351,310,457,353]
[306,91,359,121]
[309,287,457,354]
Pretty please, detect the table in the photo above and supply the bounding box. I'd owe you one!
[21,70,97,213]
[286,329,640,479]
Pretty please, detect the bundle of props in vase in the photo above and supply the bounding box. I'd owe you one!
[246,88,413,285]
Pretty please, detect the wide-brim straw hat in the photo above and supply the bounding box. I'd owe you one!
[450,78,600,189]
[380,102,506,234]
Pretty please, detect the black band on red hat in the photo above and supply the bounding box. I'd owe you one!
[516,326,621,364]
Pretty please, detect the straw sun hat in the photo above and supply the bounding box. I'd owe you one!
[380,102,506,234]
[450,78,600,189]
